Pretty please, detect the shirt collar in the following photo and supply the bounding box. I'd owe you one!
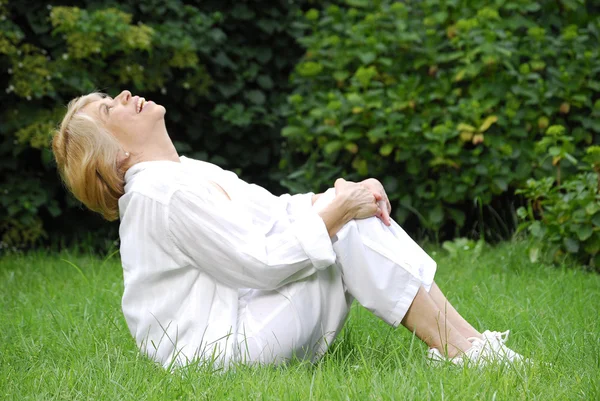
[124,157,185,184]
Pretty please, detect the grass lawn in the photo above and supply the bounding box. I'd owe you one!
[1,240,598,400]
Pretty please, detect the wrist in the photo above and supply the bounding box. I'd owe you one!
[332,193,354,223]
[311,193,322,205]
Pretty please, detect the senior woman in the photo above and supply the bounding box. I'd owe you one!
[51,90,525,369]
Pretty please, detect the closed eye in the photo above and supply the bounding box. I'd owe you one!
[97,96,114,121]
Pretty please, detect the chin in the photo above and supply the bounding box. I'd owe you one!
[155,104,167,115]
[145,103,166,119]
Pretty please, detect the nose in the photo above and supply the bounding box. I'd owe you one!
[118,90,131,104]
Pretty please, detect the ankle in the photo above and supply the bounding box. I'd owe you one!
[431,344,463,359]
[446,345,464,359]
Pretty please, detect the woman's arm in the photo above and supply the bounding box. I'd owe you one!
[167,180,380,290]
[168,187,337,290]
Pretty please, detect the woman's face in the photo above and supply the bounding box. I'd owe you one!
[82,90,167,155]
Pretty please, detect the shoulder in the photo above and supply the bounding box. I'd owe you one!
[124,162,186,206]
[180,156,239,179]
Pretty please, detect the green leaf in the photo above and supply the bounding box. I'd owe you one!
[564,153,578,165]
[47,204,62,218]
[305,9,319,21]
[493,178,508,192]
[346,93,364,104]
[548,146,561,157]
[428,204,444,225]
[584,236,600,254]
[563,237,580,253]
[358,52,376,65]
[457,123,476,133]
[352,158,368,175]
[479,116,498,132]
[382,176,398,193]
[256,75,273,89]
[516,207,528,219]
[245,90,266,105]
[213,51,236,68]
[525,2,541,12]
[576,225,593,241]
[586,202,600,215]
[529,221,546,238]
[296,61,323,77]
[379,143,394,156]
[528,246,541,263]
[324,141,343,154]
[281,126,304,137]
[447,208,466,227]
[367,127,386,141]
[346,0,370,9]
[442,241,458,257]
[592,214,600,227]
[546,125,566,136]
[254,47,273,63]
[333,71,350,81]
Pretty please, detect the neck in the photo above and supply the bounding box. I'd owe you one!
[126,128,181,168]
[141,142,180,163]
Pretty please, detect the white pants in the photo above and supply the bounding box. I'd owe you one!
[236,189,437,364]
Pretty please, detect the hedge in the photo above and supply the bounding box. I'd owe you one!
[0,0,309,250]
[2,0,599,255]
[281,0,600,241]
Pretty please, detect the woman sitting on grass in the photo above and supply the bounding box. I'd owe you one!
[51,90,526,369]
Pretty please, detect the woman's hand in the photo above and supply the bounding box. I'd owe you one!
[317,178,390,238]
[359,178,392,226]
[334,178,381,221]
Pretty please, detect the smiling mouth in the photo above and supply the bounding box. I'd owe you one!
[136,97,147,113]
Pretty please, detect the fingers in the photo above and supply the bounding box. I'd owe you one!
[357,178,392,224]
[372,189,391,218]
[378,200,391,226]
[334,177,346,190]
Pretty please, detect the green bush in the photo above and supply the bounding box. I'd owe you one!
[517,141,600,270]
[281,0,600,240]
[0,0,308,250]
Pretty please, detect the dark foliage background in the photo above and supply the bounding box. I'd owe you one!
[1,0,599,267]
[1,0,311,251]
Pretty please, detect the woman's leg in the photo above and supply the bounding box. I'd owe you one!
[237,262,473,364]
[237,267,352,365]
[324,199,474,357]
[401,286,473,357]
[239,189,485,364]
[428,282,481,339]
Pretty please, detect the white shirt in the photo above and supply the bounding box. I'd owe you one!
[118,156,337,367]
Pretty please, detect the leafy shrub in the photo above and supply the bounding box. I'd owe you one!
[517,141,600,270]
[281,0,600,240]
[0,0,308,250]
[441,237,485,260]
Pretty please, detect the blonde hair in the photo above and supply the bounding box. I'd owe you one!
[52,92,127,221]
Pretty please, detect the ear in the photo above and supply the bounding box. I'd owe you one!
[116,149,132,171]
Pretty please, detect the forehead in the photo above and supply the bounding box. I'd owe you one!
[80,94,110,120]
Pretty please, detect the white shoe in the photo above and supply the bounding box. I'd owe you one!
[427,330,529,367]
[426,344,484,367]
[475,330,529,364]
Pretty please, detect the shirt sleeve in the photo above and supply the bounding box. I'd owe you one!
[278,192,315,216]
[167,187,336,290]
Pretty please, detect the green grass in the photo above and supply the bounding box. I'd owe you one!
[1,241,598,400]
